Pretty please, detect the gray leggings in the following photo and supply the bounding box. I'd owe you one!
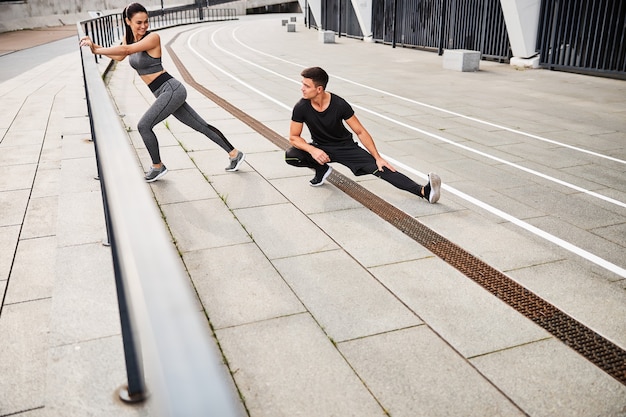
[138,75,234,164]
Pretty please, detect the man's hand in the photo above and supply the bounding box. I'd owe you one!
[376,157,396,173]
[310,147,331,165]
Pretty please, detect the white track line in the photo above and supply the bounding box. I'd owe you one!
[230,26,626,166]
[184,26,626,279]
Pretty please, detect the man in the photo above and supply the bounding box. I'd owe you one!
[285,66,441,203]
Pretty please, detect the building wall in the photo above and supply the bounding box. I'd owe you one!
[0,0,182,32]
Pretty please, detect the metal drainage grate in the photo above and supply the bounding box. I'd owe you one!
[166,35,626,387]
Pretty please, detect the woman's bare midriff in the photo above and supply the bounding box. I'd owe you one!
[140,70,166,85]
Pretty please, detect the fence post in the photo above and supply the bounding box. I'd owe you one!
[438,0,447,55]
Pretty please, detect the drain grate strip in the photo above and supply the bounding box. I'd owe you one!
[166,36,626,386]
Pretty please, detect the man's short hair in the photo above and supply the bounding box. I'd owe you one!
[301,67,329,90]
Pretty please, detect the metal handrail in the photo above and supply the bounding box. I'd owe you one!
[77,9,240,416]
[80,5,237,62]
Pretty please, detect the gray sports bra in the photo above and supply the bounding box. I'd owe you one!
[129,50,164,75]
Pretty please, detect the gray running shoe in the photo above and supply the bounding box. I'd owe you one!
[310,165,332,186]
[225,151,245,171]
[145,165,168,183]
[426,172,441,203]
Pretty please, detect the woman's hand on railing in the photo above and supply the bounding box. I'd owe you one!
[79,36,96,54]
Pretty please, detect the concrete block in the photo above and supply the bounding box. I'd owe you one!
[510,55,541,69]
[287,23,296,32]
[319,30,335,43]
[443,49,481,72]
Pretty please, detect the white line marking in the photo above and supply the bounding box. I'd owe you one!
[231,26,626,166]
[182,25,626,279]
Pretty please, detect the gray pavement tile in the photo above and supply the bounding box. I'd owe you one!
[230,131,283,154]
[270,176,364,214]
[0,189,29,227]
[523,214,625,270]
[496,141,595,170]
[184,242,305,329]
[59,157,100,194]
[470,338,626,417]
[56,190,106,247]
[0,99,22,129]
[0,163,37,191]
[38,148,62,171]
[371,257,550,358]
[233,202,338,260]
[48,242,119,347]
[60,115,91,137]
[161,198,251,253]
[562,160,626,191]
[21,195,57,239]
[508,259,626,349]
[0,225,19,281]
[206,117,259,136]
[10,100,55,134]
[310,207,432,267]
[592,221,626,248]
[45,336,154,417]
[498,159,611,194]
[0,298,50,415]
[0,130,46,147]
[31,167,60,199]
[4,236,56,304]
[390,134,476,163]
[149,168,218,204]
[273,250,422,342]
[188,148,250,177]
[173,131,224,152]
[209,170,288,210]
[438,156,532,190]
[0,143,42,166]
[59,133,94,160]
[216,313,387,417]
[449,180,546,220]
[502,182,626,228]
[419,209,564,272]
[338,326,526,417]
[243,150,305,181]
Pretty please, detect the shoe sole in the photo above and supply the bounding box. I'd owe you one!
[428,172,441,203]
[310,166,333,187]
[225,153,245,172]
[145,167,168,183]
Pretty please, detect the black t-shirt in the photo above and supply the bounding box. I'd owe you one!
[291,93,355,146]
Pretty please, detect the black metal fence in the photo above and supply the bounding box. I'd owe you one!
[371,0,510,61]
[314,0,511,61]
[537,0,626,79]
[80,4,237,63]
[322,0,364,38]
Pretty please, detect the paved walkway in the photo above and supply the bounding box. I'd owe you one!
[1,14,625,417]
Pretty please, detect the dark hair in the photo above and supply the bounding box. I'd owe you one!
[123,3,148,45]
[301,67,329,90]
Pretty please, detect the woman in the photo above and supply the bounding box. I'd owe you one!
[80,3,245,182]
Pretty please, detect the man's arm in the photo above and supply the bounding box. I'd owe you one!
[289,120,330,165]
[345,115,396,172]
